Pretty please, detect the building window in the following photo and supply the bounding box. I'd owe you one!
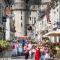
[54,11,56,14]
[57,9,58,12]
[59,36,60,42]
[21,16,22,20]
[21,22,22,27]
[33,5,35,9]
[34,20,36,24]
[40,23,41,25]
[34,17,36,20]
[30,17,31,21]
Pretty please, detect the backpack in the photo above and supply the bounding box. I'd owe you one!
[12,45,15,49]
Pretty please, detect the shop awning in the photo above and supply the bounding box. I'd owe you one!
[43,30,60,37]
[20,36,28,38]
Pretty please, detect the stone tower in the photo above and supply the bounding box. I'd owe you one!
[12,0,27,37]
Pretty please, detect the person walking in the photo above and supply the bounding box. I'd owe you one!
[40,44,45,60]
[11,42,18,56]
[24,44,29,60]
[31,46,36,59]
[35,45,41,60]
[44,45,50,60]
[28,42,32,58]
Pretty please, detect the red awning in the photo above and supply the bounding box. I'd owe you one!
[20,36,28,38]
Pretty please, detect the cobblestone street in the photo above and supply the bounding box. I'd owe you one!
[0,58,32,60]
[0,56,33,60]
[0,50,60,60]
[0,57,60,60]
[0,56,60,60]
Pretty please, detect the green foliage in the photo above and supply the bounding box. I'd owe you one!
[44,42,57,55]
[58,45,60,48]
[29,39,37,44]
[42,37,50,43]
[0,40,10,50]
[42,37,49,40]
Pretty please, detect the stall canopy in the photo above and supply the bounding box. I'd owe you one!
[20,36,28,38]
[43,30,60,37]
[16,36,28,40]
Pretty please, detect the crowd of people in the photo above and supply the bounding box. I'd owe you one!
[23,42,55,60]
[11,39,57,60]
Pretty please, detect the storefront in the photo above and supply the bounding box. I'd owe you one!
[43,30,60,43]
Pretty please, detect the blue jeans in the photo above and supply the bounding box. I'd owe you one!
[41,55,45,60]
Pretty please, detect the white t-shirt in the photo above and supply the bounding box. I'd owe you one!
[45,53,50,59]
[28,44,32,50]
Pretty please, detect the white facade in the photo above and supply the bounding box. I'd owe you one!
[5,17,10,40]
[31,1,60,43]
[13,11,25,36]
[28,3,49,40]
[50,4,59,29]
[29,11,37,25]
[12,0,26,37]
[27,10,37,39]
[12,0,60,42]
[43,1,60,43]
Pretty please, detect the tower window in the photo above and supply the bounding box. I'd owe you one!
[34,20,36,23]
[59,36,60,42]
[33,5,35,9]
[40,23,41,25]
[30,17,31,21]
[34,17,36,20]
[54,11,56,14]
[21,16,22,20]
[21,22,22,27]
[57,9,58,12]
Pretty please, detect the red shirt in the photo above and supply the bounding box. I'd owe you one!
[35,48,41,60]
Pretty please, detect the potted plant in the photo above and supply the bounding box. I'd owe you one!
[0,40,10,51]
